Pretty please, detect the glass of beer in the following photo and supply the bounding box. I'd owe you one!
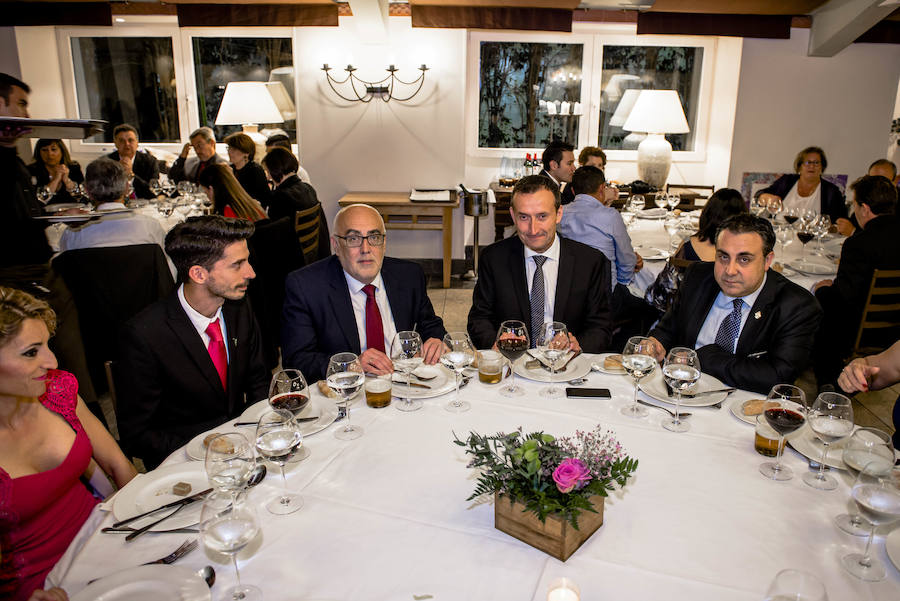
[365,374,392,408]
[755,414,784,457]
[477,350,503,384]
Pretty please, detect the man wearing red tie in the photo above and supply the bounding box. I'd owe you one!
[117,216,269,468]
[282,204,447,381]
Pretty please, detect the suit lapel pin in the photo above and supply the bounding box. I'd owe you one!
[754,311,762,320]
[232,337,238,347]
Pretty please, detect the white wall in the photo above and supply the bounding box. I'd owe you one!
[14,27,67,121]
[728,28,900,190]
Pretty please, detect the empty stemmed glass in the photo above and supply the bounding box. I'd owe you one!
[326,352,365,440]
[200,492,262,601]
[654,191,667,210]
[664,216,681,251]
[762,569,826,601]
[36,185,54,205]
[161,176,176,199]
[803,391,854,490]
[255,409,303,515]
[176,180,193,199]
[765,196,782,221]
[841,461,900,581]
[667,192,680,212]
[440,331,475,413]
[205,432,254,504]
[495,320,529,397]
[775,222,793,258]
[629,194,645,213]
[758,384,807,481]
[661,347,700,433]
[812,214,830,255]
[391,330,424,412]
[536,321,571,399]
[620,336,656,418]
[836,427,896,536]
[148,178,162,199]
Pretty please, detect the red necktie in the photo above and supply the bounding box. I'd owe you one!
[205,318,228,390]
[362,284,385,353]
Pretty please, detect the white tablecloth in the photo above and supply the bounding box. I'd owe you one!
[49,358,898,600]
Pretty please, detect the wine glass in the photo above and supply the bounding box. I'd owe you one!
[69,182,85,203]
[803,391,854,490]
[836,427,896,536]
[390,330,423,412]
[158,200,174,217]
[765,196,782,221]
[841,461,900,581]
[762,569,826,601]
[629,194,645,213]
[654,191,667,210]
[496,320,529,397]
[204,432,254,504]
[200,492,262,601]
[255,409,303,515]
[664,216,681,251]
[813,214,830,255]
[36,185,54,204]
[148,178,162,199]
[267,369,310,464]
[536,321,571,399]
[620,336,657,418]
[775,222,793,258]
[176,180,193,199]
[758,384,807,481]
[795,220,815,264]
[782,206,799,226]
[621,211,636,230]
[661,347,700,433]
[667,192,680,211]
[326,352,365,440]
[161,177,176,198]
[440,331,475,413]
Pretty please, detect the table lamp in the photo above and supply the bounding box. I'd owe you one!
[215,81,285,147]
[622,90,689,188]
[608,88,644,150]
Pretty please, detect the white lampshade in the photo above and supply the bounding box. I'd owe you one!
[609,89,641,127]
[215,81,284,126]
[622,90,689,135]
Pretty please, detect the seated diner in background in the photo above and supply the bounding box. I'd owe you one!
[648,214,822,394]
[197,163,267,222]
[561,146,617,205]
[265,132,312,185]
[838,338,900,450]
[27,138,83,205]
[225,132,271,208]
[755,145,847,226]
[104,123,159,200]
[168,126,225,184]
[0,286,136,601]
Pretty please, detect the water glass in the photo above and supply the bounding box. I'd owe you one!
[803,391,854,490]
[390,331,423,412]
[440,331,475,413]
[326,352,365,440]
[835,427,896,536]
[661,347,699,433]
[200,492,262,601]
[762,569,826,601]
[620,336,656,418]
[255,409,303,515]
[536,321,571,399]
[841,462,900,581]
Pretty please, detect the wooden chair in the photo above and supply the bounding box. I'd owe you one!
[851,269,900,357]
[666,183,714,211]
[294,204,322,264]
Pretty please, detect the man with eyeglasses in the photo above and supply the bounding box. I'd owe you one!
[281,204,447,381]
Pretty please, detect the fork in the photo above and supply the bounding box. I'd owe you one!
[636,399,691,419]
[144,539,198,565]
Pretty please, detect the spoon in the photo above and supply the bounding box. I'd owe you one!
[246,462,267,487]
[198,565,216,588]
[568,377,588,385]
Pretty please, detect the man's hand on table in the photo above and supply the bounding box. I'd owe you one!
[647,336,666,362]
[359,348,393,375]
[422,337,445,364]
[634,253,644,272]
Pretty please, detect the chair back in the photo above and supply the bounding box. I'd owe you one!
[852,269,900,356]
[294,204,322,264]
[665,183,714,209]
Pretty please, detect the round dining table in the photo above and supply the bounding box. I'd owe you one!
[47,353,898,601]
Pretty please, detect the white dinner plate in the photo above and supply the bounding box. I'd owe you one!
[186,426,244,461]
[71,565,210,601]
[637,208,667,219]
[44,202,90,213]
[96,207,134,216]
[633,246,670,261]
[785,257,837,276]
[639,370,730,407]
[113,463,209,531]
[787,423,854,470]
[391,364,456,399]
[886,527,900,573]
[240,394,338,436]
[513,353,591,383]
[730,397,772,425]
[593,352,626,375]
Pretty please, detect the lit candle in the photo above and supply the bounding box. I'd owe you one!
[573,102,583,116]
[547,578,580,601]
[546,102,558,116]
[560,101,571,116]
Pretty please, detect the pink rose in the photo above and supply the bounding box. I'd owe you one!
[552,458,592,493]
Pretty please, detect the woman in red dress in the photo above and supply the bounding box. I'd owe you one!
[0,287,137,601]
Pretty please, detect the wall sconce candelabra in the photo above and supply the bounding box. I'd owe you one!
[321,63,428,103]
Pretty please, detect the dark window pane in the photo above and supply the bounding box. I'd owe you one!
[71,37,180,143]
[598,46,703,151]
[478,42,583,149]
[192,37,295,141]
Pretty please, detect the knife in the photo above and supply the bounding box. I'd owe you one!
[682,387,736,398]
[525,350,581,373]
[392,379,431,389]
[111,487,212,529]
[233,416,319,426]
[125,503,187,542]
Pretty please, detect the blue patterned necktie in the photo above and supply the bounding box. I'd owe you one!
[529,255,547,348]
[714,298,744,353]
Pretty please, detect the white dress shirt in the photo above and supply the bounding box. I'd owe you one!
[343,271,397,354]
[524,235,561,328]
[782,181,821,216]
[695,273,767,353]
[59,202,167,252]
[177,284,229,362]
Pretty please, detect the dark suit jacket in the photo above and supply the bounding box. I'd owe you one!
[269,175,331,261]
[759,174,846,224]
[117,293,269,468]
[168,153,225,184]
[281,256,447,381]
[106,150,159,199]
[234,161,271,208]
[467,235,613,352]
[649,262,822,394]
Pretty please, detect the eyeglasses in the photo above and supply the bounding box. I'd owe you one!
[335,233,385,248]
[802,160,822,166]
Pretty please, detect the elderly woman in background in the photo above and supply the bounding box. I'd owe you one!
[27,139,84,204]
[224,132,271,208]
[757,146,846,225]
[197,163,267,222]
[0,287,136,601]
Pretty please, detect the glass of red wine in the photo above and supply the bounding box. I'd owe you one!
[268,369,311,462]
[759,384,807,481]
[795,223,815,264]
[496,320,529,397]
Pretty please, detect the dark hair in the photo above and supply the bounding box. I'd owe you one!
[197,163,266,221]
[578,146,606,167]
[0,72,29,101]
[84,157,127,205]
[542,141,574,171]
[112,123,138,139]
[165,215,255,282]
[32,138,75,168]
[0,286,55,348]
[261,147,299,183]
[850,174,898,216]
[571,165,606,197]
[696,188,748,243]
[868,158,897,180]
[793,146,827,173]
[512,174,561,210]
[224,132,256,161]
[265,133,292,149]
[716,214,776,256]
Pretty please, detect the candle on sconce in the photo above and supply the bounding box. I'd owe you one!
[547,578,580,601]
[572,102,583,116]
[560,101,571,116]
[546,101,558,116]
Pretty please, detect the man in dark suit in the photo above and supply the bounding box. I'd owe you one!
[105,123,159,199]
[168,126,226,184]
[538,141,575,201]
[117,216,269,468]
[282,204,447,381]
[467,175,612,352]
[812,175,900,390]
[648,214,822,394]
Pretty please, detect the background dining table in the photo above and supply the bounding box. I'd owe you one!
[47,351,898,600]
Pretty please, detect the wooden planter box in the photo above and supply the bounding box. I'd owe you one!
[494,492,604,561]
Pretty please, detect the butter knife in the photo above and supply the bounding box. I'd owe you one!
[234,416,319,426]
[111,487,212,529]
[682,387,736,398]
[392,379,431,389]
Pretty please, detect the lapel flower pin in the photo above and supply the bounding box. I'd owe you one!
[754,311,762,320]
